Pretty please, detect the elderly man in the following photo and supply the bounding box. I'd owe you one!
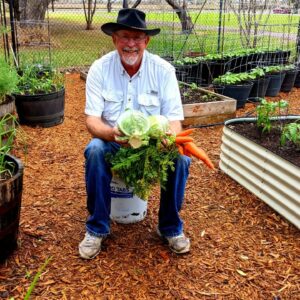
[79,8,191,259]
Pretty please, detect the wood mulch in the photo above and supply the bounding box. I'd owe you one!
[1,73,300,299]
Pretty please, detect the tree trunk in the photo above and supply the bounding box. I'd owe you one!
[83,0,97,30]
[107,0,112,12]
[165,0,193,33]
[122,0,141,8]
[13,0,51,27]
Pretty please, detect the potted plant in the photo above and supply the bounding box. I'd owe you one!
[14,62,65,128]
[0,113,24,261]
[212,72,254,109]
[178,81,236,126]
[172,56,199,84]
[263,65,286,97]
[197,53,233,85]
[219,99,300,229]
[247,67,270,101]
[0,58,19,121]
[280,64,298,92]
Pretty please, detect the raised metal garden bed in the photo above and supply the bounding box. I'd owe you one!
[219,116,300,229]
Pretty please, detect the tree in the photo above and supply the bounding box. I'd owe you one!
[12,0,53,26]
[228,0,273,48]
[165,0,193,33]
[83,0,97,30]
[122,0,193,33]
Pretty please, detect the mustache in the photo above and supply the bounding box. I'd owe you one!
[123,47,139,52]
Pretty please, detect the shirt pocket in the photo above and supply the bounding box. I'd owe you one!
[138,93,160,115]
[102,90,123,122]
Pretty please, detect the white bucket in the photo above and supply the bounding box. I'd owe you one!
[110,177,147,224]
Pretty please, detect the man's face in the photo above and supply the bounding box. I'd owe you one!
[112,29,150,68]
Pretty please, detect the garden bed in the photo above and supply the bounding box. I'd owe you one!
[1,74,299,299]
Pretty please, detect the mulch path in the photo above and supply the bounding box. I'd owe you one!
[1,73,300,299]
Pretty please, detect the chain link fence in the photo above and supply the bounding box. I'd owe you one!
[1,0,299,71]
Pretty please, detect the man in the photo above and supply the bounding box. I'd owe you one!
[79,8,191,259]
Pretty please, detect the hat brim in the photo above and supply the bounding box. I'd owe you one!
[101,23,160,36]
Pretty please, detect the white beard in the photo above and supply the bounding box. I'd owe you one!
[121,47,139,66]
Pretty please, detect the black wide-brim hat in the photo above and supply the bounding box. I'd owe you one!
[101,8,160,36]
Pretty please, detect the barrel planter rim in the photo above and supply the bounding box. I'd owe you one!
[2,154,24,183]
[13,87,65,100]
[0,95,15,118]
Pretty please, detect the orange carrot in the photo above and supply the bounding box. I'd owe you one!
[177,128,195,137]
[175,136,194,144]
[176,144,184,155]
[183,148,192,157]
[184,142,215,170]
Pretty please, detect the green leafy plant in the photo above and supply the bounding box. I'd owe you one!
[108,138,178,200]
[0,59,19,104]
[263,64,296,75]
[256,99,288,133]
[0,114,18,179]
[248,67,265,79]
[16,63,64,96]
[107,111,178,200]
[212,72,252,85]
[280,121,300,148]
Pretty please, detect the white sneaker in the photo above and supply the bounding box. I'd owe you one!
[157,229,190,254]
[79,232,103,259]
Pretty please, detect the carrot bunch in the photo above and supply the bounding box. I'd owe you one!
[175,129,215,170]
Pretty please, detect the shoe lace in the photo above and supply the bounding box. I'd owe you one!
[84,234,99,246]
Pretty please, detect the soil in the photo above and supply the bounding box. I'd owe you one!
[180,85,221,104]
[228,120,300,168]
[1,73,300,299]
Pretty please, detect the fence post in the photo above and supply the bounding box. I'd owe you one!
[8,0,18,66]
[296,19,300,63]
[217,0,224,53]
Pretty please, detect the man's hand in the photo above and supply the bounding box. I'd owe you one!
[112,126,129,145]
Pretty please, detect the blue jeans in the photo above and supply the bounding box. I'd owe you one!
[84,138,191,238]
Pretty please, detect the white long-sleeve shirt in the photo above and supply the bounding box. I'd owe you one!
[85,50,184,127]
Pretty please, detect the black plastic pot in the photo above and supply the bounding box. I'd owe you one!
[214,82,253,109]
[264,50,291,65]
[265,73,286,97]
[281,69,298,92]
[294,71,300,88]
[248,77,271,101]
[199,59,231,85]
[14,88,65,127]
[0,154,24,261]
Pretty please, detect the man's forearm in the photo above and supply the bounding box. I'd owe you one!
[86,115,115,141]
[169,120,182,135]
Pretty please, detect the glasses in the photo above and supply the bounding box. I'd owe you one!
[115,34,146,44]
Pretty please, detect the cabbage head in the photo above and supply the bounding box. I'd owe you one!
[148,115,169,139]
[117,110,150,148]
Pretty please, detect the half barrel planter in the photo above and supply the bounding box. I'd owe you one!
[14,88,65,128]
[182,87,236,127]
[0,154,24,260]
[219,116,300,229]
